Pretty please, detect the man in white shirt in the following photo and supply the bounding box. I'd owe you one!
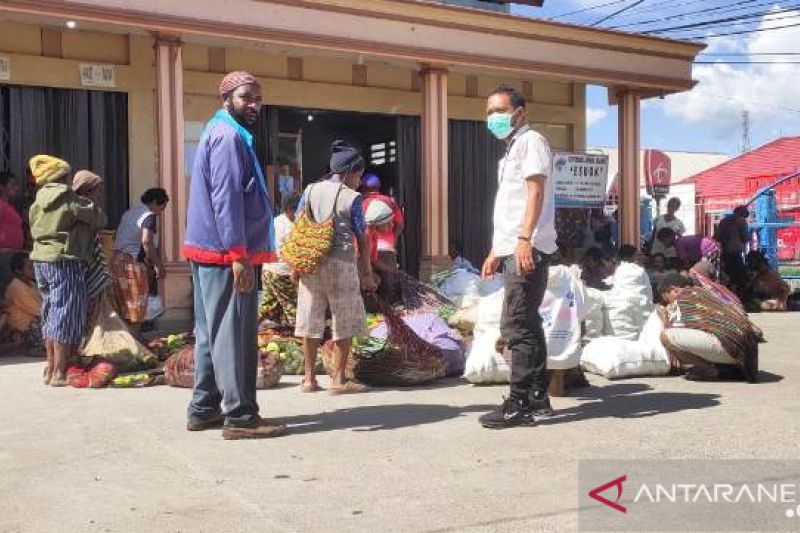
[479,86,558,429]
[649,197,686,257]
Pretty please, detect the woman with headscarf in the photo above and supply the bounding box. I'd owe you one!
[28,155,105,386]
[293,141,377,394]
[71,170,112,329]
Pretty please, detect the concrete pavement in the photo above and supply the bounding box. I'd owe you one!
[0,313,797,533]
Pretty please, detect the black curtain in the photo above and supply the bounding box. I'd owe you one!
[0,85,128,227]
[448,119,504,267]
[396,116,421,277]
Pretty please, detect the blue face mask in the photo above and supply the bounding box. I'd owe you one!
[487,111,515,140]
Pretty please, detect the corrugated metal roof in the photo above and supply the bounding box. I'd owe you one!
[588,147,731,191]
[684,136,800,199]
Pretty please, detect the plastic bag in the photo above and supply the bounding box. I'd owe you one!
[82,294,157,371]
[145,295,164,321]
[463,327,510,383]
[581,313,670,380]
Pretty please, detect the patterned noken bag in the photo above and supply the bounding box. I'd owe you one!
[281,184,343,274]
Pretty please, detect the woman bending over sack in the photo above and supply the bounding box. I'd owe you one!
[657,273,759,382]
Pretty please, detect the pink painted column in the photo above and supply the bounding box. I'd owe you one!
[617,90,641,246]
[419,66,450,278]
[154,36,191,310]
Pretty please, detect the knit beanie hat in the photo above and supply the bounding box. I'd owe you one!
[71,170,103,193]
[329,140,364,175]
[29,155,71,186]
[219,71,260,99]
[364,199,394,226]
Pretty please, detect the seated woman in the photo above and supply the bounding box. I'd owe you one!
[658,274,759,382]
[746,251,790,311]
[3,253,43,352]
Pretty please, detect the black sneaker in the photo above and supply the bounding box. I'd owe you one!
[479,396,536,429]
[530,390,554,417]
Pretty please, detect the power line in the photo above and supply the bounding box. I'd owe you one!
[551,0,631,18]
[591,0,646,26]
[684,20,800,39]
[644,7,800,34]
[609,0,763,29]
[678,89,800,114]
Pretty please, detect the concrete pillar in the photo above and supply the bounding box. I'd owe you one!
[154,36,191,311]
[419,66,449,279]
[617,90,641,246]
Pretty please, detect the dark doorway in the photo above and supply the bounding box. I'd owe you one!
[258,106,399,193]
[0,84,129,227]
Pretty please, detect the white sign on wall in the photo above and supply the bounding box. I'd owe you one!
[0,57,10,81]
[551,152,610,208]
[79,63,116,88]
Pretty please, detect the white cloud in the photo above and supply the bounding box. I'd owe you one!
[660,8,800,142]
[587,107,608,128]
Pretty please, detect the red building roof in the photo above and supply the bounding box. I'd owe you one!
[686,136,800,199]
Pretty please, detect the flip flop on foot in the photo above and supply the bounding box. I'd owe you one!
[300,379,322,393]
[43,367,52,386]
[329,380,369,395]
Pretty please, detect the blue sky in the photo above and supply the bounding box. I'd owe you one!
[510,1,800,155]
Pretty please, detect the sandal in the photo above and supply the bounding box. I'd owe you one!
[43,366,52,386]
[329,380,369,395]
[300,379,321,393]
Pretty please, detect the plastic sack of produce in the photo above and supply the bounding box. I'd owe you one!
[581,313,670,379]
[463,284,511,383]
[541,265,589,371]
[82,294,157,372]
[583,287,606,341]
[340,301,446,386]
[438,270,480,308]
[602,262,654,340]
[370,312,466,377]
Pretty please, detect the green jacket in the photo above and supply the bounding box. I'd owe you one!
[29,183,106,264]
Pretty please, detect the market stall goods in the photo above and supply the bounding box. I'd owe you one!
[82,295,158,371]
[163,344,286,389]
[323,303,447,386]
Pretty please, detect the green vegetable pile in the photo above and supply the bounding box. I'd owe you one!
[438,305,456,322]
[261,338,324,375]
[352,336,388,359]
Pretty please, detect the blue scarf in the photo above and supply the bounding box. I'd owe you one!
[205,109,268,196]
[203,109,275,253]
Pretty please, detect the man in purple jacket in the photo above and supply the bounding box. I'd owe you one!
[182,71,286,440]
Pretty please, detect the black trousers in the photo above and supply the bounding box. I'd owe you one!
[500,252,550,397]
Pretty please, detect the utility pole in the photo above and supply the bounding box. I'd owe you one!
[740,110,752,153]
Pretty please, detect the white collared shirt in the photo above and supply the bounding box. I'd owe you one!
[492,125,557,257]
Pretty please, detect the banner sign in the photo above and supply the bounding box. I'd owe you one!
[552,153,610,208]
[645,149,671,198]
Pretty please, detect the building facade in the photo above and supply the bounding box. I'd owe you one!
[0,0,703,312]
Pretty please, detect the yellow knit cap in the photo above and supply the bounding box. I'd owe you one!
[29,155,71,186]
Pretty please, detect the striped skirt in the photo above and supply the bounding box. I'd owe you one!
[34,260,87,345]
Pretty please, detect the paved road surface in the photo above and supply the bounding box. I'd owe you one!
[1,314,797,533]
